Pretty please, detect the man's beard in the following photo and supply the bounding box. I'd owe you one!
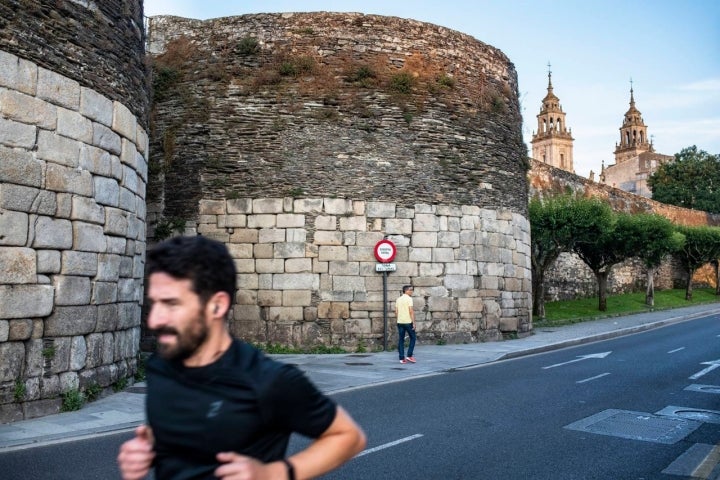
[153,314,209,361]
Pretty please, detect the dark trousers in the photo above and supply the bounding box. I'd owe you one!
[397,323,416,359]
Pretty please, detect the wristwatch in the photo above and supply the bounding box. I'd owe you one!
[282,458,296,480]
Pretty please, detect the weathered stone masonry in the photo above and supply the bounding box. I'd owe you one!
[0,0,148,422]
[146,13,531,348]
[199,197,530,348]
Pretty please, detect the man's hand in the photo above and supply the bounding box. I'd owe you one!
[117,424,155,480]
[215,452,286,479]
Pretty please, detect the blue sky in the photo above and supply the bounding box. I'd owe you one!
[144,0,719,178]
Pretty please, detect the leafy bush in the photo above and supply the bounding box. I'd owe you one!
[389,72,415,94]
[62,389,85,412]
[236,37,259,55]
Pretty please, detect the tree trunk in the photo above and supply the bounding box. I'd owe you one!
[715,261,720,296]
[596,271,609,312]
[532,271,545,318]
[686,268,695,301]
[645,267,656,307]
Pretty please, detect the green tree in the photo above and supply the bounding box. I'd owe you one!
[674,225,720,300]
[529,194,579,318]
[571,206,629,312]
[616,214,685,306]
[648,146,720,213]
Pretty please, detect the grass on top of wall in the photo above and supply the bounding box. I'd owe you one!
[534,288,720,327]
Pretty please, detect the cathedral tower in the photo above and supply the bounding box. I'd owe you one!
[531,68,574,172]
[613,84,653,164]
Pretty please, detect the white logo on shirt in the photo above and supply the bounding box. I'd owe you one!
[207,400,223,418]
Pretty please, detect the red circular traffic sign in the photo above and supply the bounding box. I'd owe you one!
[374,239,396,263]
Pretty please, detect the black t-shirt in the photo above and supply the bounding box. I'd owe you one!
[146,339,337,480]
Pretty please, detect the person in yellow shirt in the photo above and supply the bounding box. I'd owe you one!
[394,285,416,364]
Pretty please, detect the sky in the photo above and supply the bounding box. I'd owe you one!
[143,0,720,178]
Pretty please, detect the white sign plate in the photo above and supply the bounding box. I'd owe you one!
[375,263,397,272]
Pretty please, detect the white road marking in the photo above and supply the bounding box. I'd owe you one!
[355,434,424,457]
[668,347,686,354]
[690,360,720,380]
[576,372,611,384]
[542,351,612,369]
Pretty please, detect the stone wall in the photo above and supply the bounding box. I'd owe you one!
[530,160,720,301]
[145,12,531,347]
[0,0,148,422]
[197,197,531,348]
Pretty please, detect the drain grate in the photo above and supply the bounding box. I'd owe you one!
[565,409,702,444]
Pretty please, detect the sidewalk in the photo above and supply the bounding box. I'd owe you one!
[2,303,720,452]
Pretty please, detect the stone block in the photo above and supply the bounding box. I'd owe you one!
[329,261,359,276]
[45,306,97,336]
[92,281,117,304]
[0,247,36,283]
[0,284,54,319]
[105,207,129,236]
[324,198,352,215]
[267,307,304,323]
[333,275,365,291]
[0,320,6,341]
[226,198,251,213]
[199,199,225,215]
[253,198,283,213]
[80,87,113,126]
[0,184,54,215]
[37,67,80,109]
[286,228,306,243]
[314,230,343,246]
[432,247,455,262]
[315,215,336,230]
[0,116,36,148]
[257,228,283,243]
[57,107,93,143]
[79,144,114,177]
[117,302,141,329]
[71,196,105,224]
[383,218,411,235]
[366,201,396,218]
[0,404,23,424]
[411,231,438,248]
[94,176,120,207]
[255,259,284,273]
[274,242,305,259]
[22,398,62,420]
[285,258,312,273]
[112,101,137,141]
[317,302,350,319]
[70,336,87,370]
[225,214,246,228]
[0,210,29,246]
[0,146,43,187]
[273,273,319,290]
[0,88,56,129]
[248,214,276,229]
[276,213,305,228]
[73,222,106,252]
[339,216,367,231]
[37,130,81,167]
[9,319,33,341]
[0,342,25,382]
[0,51,37,93]
[318,246,347,261]
[438,231,460,248]
[45,163,93,195]
[118,187,136,211]
[54,275,92,305]
[121,138,138,171]
[293,198,323,213]
[122,164,138,193]
[283,290,311,306]
[96,304,119,331]
[445,275,475,290]
[85,333,104,368]
[60,250,97,276]
[93,122,122,155]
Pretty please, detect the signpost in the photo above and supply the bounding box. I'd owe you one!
[375,238,396,351]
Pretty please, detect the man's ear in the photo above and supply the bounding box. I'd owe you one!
[207,291,231,319]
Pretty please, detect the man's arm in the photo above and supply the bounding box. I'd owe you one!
[215,406,366,480]
[117,425,155,480]
[287,406,366,479]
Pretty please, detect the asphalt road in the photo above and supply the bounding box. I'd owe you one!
[3,314,720,480]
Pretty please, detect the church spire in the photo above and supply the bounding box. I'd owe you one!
[614,79,652,163]
[531,63,574,172]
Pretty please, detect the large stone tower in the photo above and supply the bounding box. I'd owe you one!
[146,12,532,349]
[531,69,574,173]
[0,0,149,421]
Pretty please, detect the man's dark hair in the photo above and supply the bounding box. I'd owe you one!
[402,285,413,294]
[146,236,236,304]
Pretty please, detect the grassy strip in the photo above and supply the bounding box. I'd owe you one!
[534,288,720,327]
